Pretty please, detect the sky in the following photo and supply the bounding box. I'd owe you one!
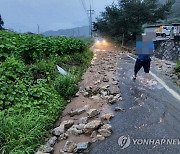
[0,0,116,33]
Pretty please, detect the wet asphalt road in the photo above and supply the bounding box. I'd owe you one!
[89,54,180,154]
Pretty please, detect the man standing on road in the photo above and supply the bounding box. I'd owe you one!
[132,32,155,82]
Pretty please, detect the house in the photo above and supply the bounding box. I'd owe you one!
[172,23,180,34]
[144,25,161,33]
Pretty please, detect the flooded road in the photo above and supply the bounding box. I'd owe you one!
[89,53,180,154]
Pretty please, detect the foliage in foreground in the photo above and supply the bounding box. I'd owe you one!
[0,31,93,154]
[0,14,4,30]
[175,60,180,78]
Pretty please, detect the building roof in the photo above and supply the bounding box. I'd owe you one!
[145,25,161,28]
[172,23,180,26]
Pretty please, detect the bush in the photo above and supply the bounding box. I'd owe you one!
[175,60,180,78]
[54,74,78,99]
[0,31,86,64]
[0,31,93,154]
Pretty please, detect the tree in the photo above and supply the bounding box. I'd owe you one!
[95,0,175,44]
[0,14,4,30]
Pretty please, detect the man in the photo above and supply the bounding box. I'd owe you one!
[132,53,151,81]
[132,32,155,82]
[170,27,175,39]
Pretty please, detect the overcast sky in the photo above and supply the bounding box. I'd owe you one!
[0,0,116,33]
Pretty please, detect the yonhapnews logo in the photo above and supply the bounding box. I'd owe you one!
[118,136,180,149]
[118,136,131,149]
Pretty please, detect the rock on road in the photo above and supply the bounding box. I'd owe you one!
[89,53,180,154]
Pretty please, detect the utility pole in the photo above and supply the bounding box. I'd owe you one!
[37,24,40,34]
[73,28,75,37]
[78,27,80,37]
[88,5,94,38]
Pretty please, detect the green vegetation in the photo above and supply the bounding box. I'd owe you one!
[175,60,180,78]
[0,31,93,154]
[156,17,180,24]
[0,14,4,30]
[94,0,175,44]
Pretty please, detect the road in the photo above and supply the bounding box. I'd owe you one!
[89,53,180,154]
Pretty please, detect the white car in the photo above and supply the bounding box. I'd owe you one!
[156,26,176,37]
[95,37,106,43]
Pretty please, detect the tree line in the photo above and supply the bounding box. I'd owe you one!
[94,0,175,44]
[0,14,4,30]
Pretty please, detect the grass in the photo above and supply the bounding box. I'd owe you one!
[175,60,180,78]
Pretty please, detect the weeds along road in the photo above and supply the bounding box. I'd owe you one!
[89,44,180,154]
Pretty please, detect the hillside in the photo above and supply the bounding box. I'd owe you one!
[159,0,180,18]
[43,26,90,37]
[170,0,180,18]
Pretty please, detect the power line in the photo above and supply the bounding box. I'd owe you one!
[80,0,89,19]
[88,5,94,38]
[79,0,94,37]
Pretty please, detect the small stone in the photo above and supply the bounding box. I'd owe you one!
[74,142,90,153]
[67,100,71,103]
[87,109,100,118]
[45,136,57,147]
[84,92,89,97]
[75,92,80,97]
[94,80,101,85]
[38,145,53,153]
[101,85,110,90]
[60,149,73,154]
[109,95,122,104]
[52,125,65,136]
[91,95,100,100]
[115,107,124,112]
[59,133,68,141]
[91,138,97,143]
[96,134,105,141]
[100,113,114,122]
[101,90,108,96]
[108,85,119,95]
[98,129,111,137]
[112,77,118,81]
[79,117,88,124]
[67,125,83,135]
[77,124,85,130]
[108,99,117,104]
[69,108,86,116]
[83,105,90,110]
[112,81,118,85]
[85,86,91,91]
[114,94,121,99]
[118,97,123,101]
[63,141,77,153]
[61,120,74,130]
[101,124,112,132]
[102,77,109,82]
[105,95,114,101]
[84,120,102,134]
[90,131,97,138]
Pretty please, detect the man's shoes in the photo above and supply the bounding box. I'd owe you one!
[132,75,136,80]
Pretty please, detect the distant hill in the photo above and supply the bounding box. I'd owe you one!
[43,26,90,37]
[170,0,180,18]
[159,0,180,18]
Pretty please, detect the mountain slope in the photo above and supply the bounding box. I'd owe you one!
[43,26,90,37]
